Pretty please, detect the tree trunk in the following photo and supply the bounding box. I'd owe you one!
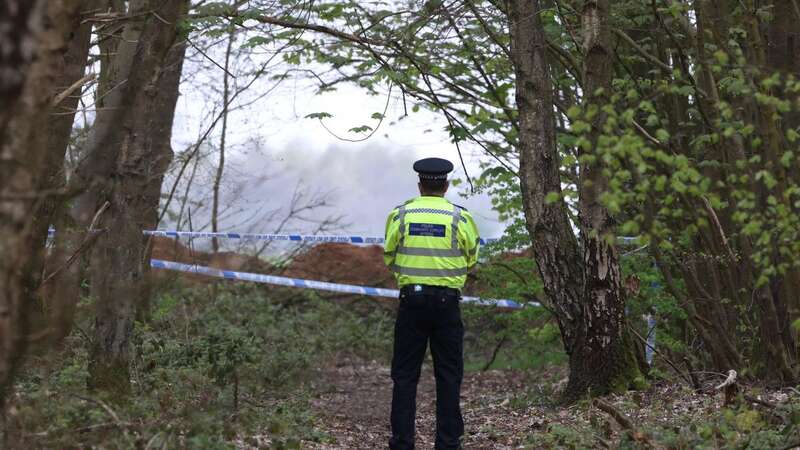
[508,0,584,355]
[212,32,235,253]
[29,0,100,345]
[0,0,84,403]
[81,0,188,394]
[508,0,642,402]
[571,0,643,399]
[45,0,125,344]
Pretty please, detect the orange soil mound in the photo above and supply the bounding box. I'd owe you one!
[150,237,393,289]
[149,237,530,296]
[283,243,394,288]
[149,236,277,282]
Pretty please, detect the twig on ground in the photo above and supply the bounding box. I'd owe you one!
[71,394,123,428]
[743,393,776,409]
[594,435,611,448]
[593,399,632,430]
[594,399,657,447]
[76,421,135,433]
[779,441,800,450]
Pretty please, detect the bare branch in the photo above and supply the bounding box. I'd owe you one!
[52,72,97,107]
[38,201,110,288]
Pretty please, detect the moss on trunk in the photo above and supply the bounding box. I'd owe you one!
[562,324,646,403]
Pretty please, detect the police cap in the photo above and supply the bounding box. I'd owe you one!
[413,157,453,180]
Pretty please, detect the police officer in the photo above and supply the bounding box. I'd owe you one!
[384,157,480,450]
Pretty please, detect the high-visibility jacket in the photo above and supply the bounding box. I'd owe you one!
[383,196,480,289]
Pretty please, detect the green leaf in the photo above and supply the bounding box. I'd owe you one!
[713,50,729,65]
[304,112,333,120]
[781,151,794,167]
[348,125,373,133]
[545,191,561,204]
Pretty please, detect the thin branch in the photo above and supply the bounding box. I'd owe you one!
[464,0,511,60]
[0,185,80,201]
[628,324,693,386]
[792,0,800,21]
[71,394,124,428]
[632,119,666,147]
[38,201,110,288]
[612,28,671,73]
[701,196,738,264]
[482,334,508,371]
[186,36,236,78]
[221,12,380,47]
[442,7,519,133]
[52,73,97,107]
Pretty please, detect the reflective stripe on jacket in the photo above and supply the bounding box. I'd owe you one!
[383,196,480,289]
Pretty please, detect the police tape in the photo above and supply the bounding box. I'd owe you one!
[49,229,499,245]
[149,259,657,362]
[144,230,501,245]
[144,231,640,245]
[150,259,532,309]
[49,229,641,246]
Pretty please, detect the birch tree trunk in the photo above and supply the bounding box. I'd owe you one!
[508,0,642,401]
[508,0,584,356]
[568,0,643,399]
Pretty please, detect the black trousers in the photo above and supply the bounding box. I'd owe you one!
[389,285,464,450]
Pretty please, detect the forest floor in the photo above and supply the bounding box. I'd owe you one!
[257,356,800,450]
[10,283,800,450]
[302,357,546,449]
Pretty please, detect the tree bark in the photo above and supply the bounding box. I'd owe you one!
[76,0,189,394]
[508,0,584,357]
[29,0,101,345]
[567,0,642,400]
[0,0,84,403]
[508,0,642,402]
[45,0,125,344]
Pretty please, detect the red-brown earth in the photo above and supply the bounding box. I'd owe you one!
[149,236,394,288]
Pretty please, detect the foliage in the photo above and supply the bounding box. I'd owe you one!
[523,388,800,450]
[11,278,800,448]
[464,250,565,372]
[189,0,800,382]
[9,280,566,447]
[564,1,800,380]
[5,284,392,448]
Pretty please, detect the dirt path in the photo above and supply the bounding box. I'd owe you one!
[306,357,551,449]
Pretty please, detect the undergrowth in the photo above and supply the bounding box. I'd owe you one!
[7,281,794,449]
[4,281,561,448]
[5,283,394,448]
